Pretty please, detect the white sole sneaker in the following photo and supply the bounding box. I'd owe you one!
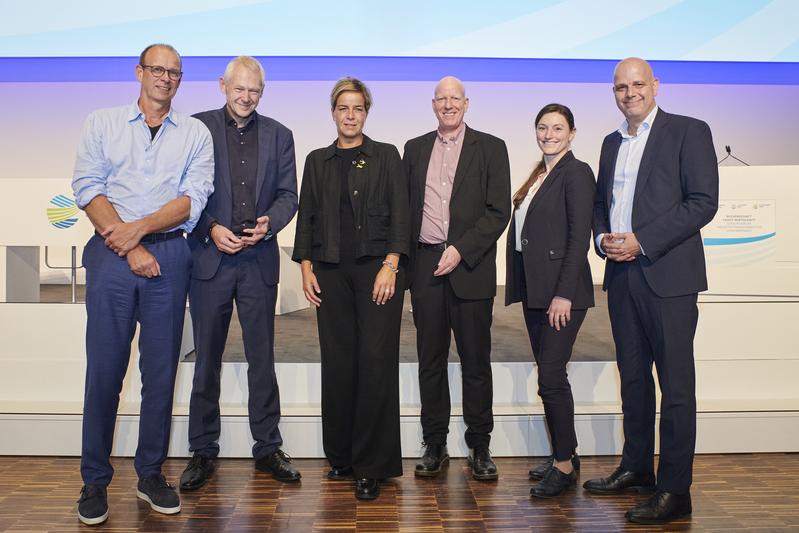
[136,489,181,514]
[78,509,109,525]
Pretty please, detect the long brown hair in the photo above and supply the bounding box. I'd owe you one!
[512,103,575,209]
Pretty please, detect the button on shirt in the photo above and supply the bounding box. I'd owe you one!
[225,108,258,235]
[72,102,215,233]
[419,123,464,244]
[597,106,658,253]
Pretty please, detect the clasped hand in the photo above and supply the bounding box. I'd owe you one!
[602,232,641,262]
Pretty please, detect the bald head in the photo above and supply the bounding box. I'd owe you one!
[434,76,466,98]
[432,76,469,134]
[612,57,659,132]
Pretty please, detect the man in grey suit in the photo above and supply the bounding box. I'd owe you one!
[585,57,719,525]
[180,56,300,489]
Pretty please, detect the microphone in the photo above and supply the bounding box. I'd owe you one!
[718,145,749,166]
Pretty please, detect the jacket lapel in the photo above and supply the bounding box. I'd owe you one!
[525,151,573,219]
[415,132,436,199]
[213,108,233,206]
[632,108,668,211]
[255,113,272,200]
[451,126,476,198]
[604,132,622,210]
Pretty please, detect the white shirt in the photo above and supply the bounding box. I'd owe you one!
[596,106,658,254]
[514,172,547,252]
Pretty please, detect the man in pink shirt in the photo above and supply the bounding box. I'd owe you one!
[403,77,511,480]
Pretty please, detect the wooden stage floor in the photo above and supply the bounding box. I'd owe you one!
[1,454,797,532]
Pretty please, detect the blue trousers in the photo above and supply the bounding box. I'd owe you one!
[187,247,282,460]
[80,234,191,486]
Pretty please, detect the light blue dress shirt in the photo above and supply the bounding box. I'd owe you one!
[72,102,214,233]
[597,106,658,254]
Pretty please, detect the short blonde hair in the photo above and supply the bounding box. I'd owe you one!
[223,56,265,88]
[330,77,372,112]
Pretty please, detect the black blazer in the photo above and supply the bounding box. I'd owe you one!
[592,108,719,297]
[188,108,298,285]
[403,126,511,300]
[505,151,595,310]
[292,135,409,263]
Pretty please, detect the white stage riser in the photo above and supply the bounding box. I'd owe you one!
[2,411,798,458]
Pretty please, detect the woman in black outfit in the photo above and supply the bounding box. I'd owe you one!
[505,103,595,498]
[292,77,409,501]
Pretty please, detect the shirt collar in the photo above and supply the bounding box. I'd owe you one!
[323,134,375,160]
[436,122,465,144]
[618,106,658,139]
[224,105,257,130]
[127,101,178,127]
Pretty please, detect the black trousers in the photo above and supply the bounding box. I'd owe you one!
[517,251,586,460]
[411,245,494,449]
[187,247,282,460]
[607,261,698,494]
[314,256,404,479]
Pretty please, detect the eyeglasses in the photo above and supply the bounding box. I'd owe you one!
[140,64,183,81]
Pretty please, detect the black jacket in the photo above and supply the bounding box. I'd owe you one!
[505,151,595,310]
[292,135,409,263]
[404,126,511,300]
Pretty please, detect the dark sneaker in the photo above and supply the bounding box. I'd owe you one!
[179,454,215,491]
[77,484,109,525]
[136,474,181,514]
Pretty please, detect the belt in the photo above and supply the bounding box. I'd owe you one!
[417,241,447,252]
[96,230,183,243]
[140,230,184,243]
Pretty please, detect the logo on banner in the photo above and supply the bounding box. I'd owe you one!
[47,194,79,229]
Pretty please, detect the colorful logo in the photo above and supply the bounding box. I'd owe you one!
[47,194,79,229]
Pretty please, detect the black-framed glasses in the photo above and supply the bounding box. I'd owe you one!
[140,64,183,81]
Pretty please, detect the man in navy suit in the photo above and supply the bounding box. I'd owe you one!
[585,57,719,524]
[180,56,300,489]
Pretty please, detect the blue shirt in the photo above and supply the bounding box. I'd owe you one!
[596,106,658,255]
[72,102,215,233]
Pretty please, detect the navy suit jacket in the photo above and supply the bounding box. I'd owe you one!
[188,108,298,285]
[592,108,719,297]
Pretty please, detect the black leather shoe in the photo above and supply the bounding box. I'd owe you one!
[355,478,380,500]
[528,454,581,481]
[414,444,449,478]
[468,447,498,481]
[530,466,577,498]
[327,465,354,481]
[179,454,215,491]
[255,449,301,482]
[626,490,692,524]
[583,466,655,495]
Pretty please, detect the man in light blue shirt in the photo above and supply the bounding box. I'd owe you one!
[72,43,214,526]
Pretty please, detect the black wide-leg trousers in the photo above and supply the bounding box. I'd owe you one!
[314,256,404,480]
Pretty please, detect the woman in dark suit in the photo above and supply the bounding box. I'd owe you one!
[505,103,595,498]
[292,77,409,501]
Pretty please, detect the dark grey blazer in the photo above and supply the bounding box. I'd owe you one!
[505,151,595,310]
